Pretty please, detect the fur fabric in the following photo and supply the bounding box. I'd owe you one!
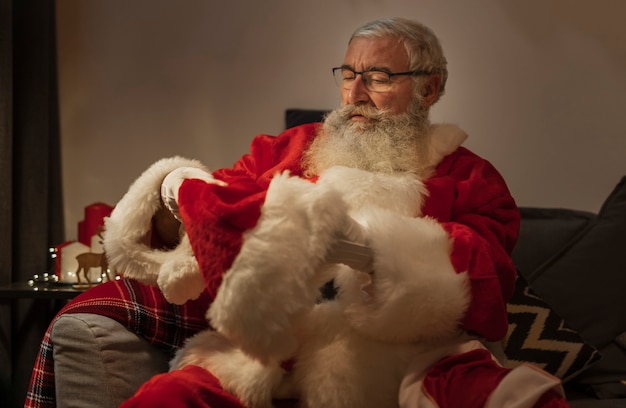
[207,172,350,364]
[103,156,208,304]
[173,166,471,407]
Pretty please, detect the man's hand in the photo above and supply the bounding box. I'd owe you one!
[325,216,374,272]
[150,203,182,249]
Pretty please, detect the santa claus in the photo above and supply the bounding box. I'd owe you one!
[105,17,568,408]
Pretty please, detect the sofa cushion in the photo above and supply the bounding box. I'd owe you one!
[285,108,327,129]
[526,176,626,347]
[512,207,596,276]
[502,274,600,382]
[524,176,626,398]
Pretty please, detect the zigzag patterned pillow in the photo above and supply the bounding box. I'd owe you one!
[502,275,601,382]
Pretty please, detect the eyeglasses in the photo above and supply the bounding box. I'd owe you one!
[332,66,432,92]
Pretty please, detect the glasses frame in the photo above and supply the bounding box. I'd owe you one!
[332,66,433,92]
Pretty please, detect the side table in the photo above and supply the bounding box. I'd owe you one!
[0,281,84,300]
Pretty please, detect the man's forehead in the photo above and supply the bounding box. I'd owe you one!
[343,36,409,70]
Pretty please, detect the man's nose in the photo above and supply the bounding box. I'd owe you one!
[346,75,370,105]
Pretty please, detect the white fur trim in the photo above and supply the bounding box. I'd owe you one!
[317,166,426,218]
[427,124,468,170]
[313,166,469,342]
[341,209,470,343]
[291,299,424,408]
[207,171,349,363]
[171,330,285,408]
[103,156,207,304]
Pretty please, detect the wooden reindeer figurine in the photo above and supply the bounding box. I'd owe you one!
[74,252,111,287]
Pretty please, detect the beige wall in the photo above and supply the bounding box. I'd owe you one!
[56,0,626,240]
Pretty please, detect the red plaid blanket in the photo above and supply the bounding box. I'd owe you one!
[24,279,211,408]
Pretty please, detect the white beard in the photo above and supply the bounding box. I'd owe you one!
[303,102,431,177]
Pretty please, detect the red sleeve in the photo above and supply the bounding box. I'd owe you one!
[177,124,318,299]
[423,147,520,341]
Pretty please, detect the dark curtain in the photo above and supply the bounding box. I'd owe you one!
[0,0,64,405]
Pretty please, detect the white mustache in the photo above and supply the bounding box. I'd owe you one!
[337,104,390,122]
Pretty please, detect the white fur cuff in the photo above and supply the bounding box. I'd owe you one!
[343,209,470,343]
[103,156,208,304]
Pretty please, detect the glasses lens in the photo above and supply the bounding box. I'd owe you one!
[333,68,354,88]
[363,71,391,92]
[332,68,393,92]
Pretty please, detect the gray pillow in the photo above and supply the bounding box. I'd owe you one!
[51,313,169,407]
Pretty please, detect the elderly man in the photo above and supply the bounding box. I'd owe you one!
[36,17,567,408]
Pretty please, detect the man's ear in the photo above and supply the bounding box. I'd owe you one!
[421,74,442,108]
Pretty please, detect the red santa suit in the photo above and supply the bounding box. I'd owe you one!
[109,123,568,407]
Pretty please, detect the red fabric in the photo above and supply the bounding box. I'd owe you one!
[178,124,519,341]
[423,147,520,341]
[55,278,210,350]
[122,365,244,408]
[122,365,299,408]
[422,349,510,407]
[179,124,319,299]
[422,350,569,408]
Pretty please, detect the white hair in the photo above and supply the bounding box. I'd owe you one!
[350,17,448,100]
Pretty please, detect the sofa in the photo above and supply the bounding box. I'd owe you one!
[505,177,626,407]
[26,111,626,407]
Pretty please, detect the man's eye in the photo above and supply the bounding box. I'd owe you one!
[367,72,390,84]
[341,71,356,81]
